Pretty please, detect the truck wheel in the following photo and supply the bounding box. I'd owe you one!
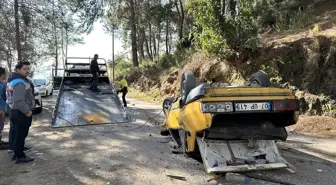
[248,71,271,87]
[162,97,175,116]
[180,72,196,106]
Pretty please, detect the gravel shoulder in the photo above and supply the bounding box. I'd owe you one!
[0,94,335,185]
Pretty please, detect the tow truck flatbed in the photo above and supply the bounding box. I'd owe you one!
[52,57,127,128]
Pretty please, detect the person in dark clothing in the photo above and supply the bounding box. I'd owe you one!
[0,67,8,150]
[89,54,100,92]
[7,61,35,164]
[7,70,32,154]
[117,79,128,107]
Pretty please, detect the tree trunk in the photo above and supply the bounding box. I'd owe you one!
[157,34,160,57]
[129,0,139,66]
[144,35,152,60]
[169,31,172,52]
[229,0,236,18]
[138,27,145,59]
[178,0,184,40]
[149,23,153,59]
[173,0,185,41]
[165,17,169,55]
[152,32,156,57]
[222,0,226,15]
[61,25,64,66]
[14,0,22,61]
[65,27,68,60]
[53,0,58,75]
[6,46,12,73]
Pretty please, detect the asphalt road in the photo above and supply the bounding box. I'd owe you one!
[0,93,335,185]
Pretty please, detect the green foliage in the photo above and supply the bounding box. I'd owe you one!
[114,47,195,80]
[113,56,133,78]
[252,0,316,33]
[187,0,258,59]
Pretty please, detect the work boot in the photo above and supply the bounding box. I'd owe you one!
[15,156,34,164]
[12,154,16,161]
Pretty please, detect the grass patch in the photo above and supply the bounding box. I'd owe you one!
[128,88,163,103]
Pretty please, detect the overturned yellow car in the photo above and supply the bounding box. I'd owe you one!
[161,71,300,173]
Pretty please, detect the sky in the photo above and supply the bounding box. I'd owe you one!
[34,21,123,79]
[68,22,123,60]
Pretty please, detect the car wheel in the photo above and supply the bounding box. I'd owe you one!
[162,97,175,116]
[46,91,49,96]
[180,71,196,106]
[50,89,53,95]
[248,71,271,87]
[34,101,42,114]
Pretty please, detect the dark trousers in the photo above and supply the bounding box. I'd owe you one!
[90,73,98,90]
[122,92,127,107]
[10,109,32,158]
[8,119,15,150]
[117,88,128,107]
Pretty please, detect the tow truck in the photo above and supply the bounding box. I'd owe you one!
[162,71,300,173]
[51,57,127,128]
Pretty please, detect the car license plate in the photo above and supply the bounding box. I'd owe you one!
[235,102,271,111]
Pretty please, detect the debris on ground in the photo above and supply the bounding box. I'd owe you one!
[166,175,187,181]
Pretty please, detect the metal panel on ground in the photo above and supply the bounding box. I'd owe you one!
[196,137,288,173]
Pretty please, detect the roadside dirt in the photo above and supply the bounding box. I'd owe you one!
[288,116,336,138]
[0,93,335,185]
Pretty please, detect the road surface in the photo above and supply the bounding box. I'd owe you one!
[0,92,335,185]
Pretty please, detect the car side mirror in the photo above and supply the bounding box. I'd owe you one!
[34,92,39,97]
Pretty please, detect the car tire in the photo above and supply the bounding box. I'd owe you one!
[34,101,42,114]
[180,71,196,106]
[50,89,53,95]
[162,97,175,116]
[46,91,48,96]
[248,71,271,87]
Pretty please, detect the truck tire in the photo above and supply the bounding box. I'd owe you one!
[249,71,271,87]
[180,72,196,106]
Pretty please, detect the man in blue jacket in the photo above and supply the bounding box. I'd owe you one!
[0,67,8,149]
[7,61,35,163]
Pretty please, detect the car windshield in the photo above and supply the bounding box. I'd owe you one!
[33,79,46,86]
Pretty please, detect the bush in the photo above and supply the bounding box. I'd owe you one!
[187,0,258,60]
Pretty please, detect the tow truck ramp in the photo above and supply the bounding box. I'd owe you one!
[52,57,127,128]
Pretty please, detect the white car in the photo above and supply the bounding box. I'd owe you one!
[28,77,43,114]
[33,78,54,97]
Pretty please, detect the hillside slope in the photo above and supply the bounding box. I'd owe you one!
[123,0,336,137]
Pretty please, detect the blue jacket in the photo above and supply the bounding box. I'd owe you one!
[0,81,6,111]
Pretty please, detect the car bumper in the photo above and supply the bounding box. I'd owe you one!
[39,89,47,96]
[35,99,42,108]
